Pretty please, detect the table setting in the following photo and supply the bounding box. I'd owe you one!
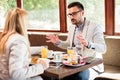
[30,46,103,79]
[31,46,95,68]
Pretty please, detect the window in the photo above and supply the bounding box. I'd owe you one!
[1,0,120,35]
[0,0,16,28]
[105,0,120,35]
[115,0,120,33]
[23,0,60,30]
[67,0,105,31]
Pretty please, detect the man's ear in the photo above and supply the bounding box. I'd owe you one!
[81,11,84,16]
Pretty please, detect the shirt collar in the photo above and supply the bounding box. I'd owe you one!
[76,17,86,31]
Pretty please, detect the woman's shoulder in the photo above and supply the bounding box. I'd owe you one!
[6,33,28,46]
[10,33,26,41]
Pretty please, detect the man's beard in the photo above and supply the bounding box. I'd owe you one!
[71,19,82,26]
[71,19,77,25]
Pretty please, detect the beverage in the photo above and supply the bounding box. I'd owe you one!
[75,45,83,56]
[54,52,62,62]
[67,47,75,54]
[67,47,77,63]
[41,46,48,58]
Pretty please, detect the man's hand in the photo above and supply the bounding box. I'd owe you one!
[77,32,88,47]
[46,34,59,44]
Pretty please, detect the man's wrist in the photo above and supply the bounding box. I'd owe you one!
[54,40,61,46]
[86,42,91,49]
[86,42,95,50]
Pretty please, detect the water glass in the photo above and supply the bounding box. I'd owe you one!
[54,53,62,62]
[53,52,63,68]
[75,45,83,56]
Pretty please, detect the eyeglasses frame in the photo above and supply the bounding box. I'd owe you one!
[67,10,82,17]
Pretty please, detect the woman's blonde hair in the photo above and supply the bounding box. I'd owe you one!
[0,8,29,54]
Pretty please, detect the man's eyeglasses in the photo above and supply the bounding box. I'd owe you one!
[67,10,81,17]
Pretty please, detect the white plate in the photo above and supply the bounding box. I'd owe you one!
[53,51,64,54]
[62,61,85,67]
[50,60,62,63]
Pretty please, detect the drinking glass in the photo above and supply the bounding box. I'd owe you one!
[54,52,62,68]
[75,45,83,56]
[54,53,62,62]
[74,32,83,56]
[41,46,48,58]
[67,47,78,63]
[67,47,75,55]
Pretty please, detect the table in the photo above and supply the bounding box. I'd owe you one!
[42,58,103,80]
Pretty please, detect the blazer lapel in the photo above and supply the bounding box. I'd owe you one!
[70,25,76,48]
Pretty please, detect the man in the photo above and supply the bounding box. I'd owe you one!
[46,1,106,80]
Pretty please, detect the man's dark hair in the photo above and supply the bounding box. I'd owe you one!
[68,2,84,10]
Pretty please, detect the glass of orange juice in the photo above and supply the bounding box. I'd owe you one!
[67,47,75,54]
[67,47,77,63]
[41,46,48,58]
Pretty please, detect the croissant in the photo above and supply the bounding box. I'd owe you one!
[31,57,39,64]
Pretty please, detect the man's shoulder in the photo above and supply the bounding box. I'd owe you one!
[85,19,103,32]
[86,19,99,26]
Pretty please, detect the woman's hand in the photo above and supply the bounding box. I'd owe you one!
[38,58,50,70]
[46,34,59,44]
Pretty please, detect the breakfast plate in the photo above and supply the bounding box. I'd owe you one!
[62,61,86,67]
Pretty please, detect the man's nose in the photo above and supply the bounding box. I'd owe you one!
[69,15,74,19]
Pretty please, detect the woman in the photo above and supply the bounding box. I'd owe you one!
[0,8,49,80]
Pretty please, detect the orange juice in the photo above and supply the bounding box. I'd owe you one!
[67,47,75,54]
[67,49,74,54]
[41,46,48,58]
[67,47,77,63]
